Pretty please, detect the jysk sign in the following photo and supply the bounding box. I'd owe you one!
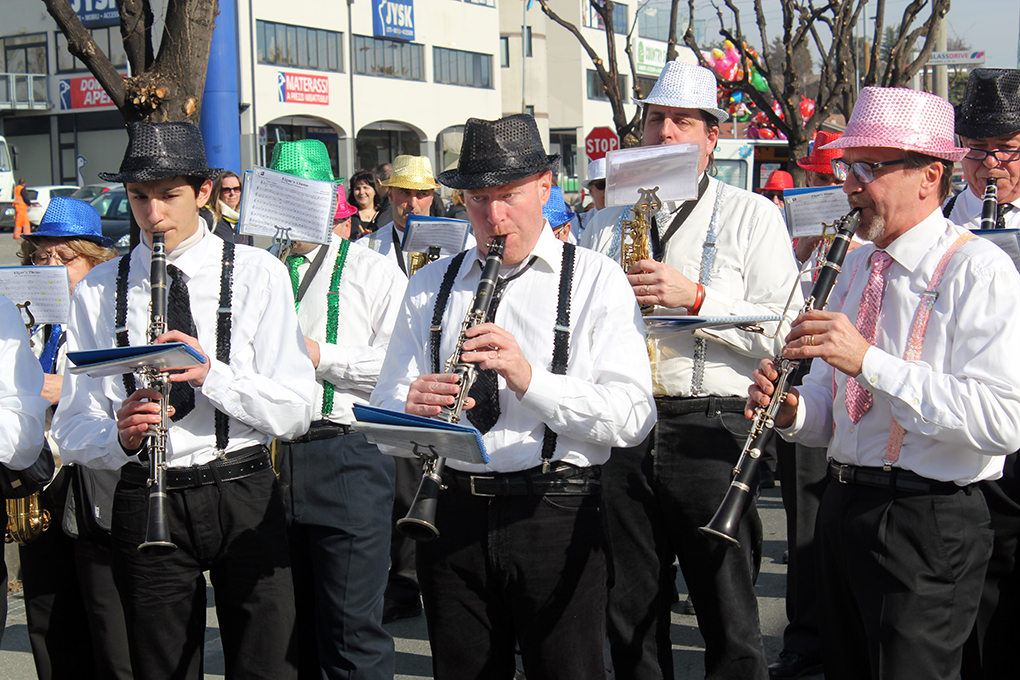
[373,0,415,42]
[69,0,119,28]
[58,76,115,110]
[278,72,329,105]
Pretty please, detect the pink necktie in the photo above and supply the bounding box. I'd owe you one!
[846,250,893,423]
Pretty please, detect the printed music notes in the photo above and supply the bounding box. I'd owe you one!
[403,215,472,257]
[238,167,336,245]
[783,186,852,238]
[0,266,72,325]
[605,143,700,208]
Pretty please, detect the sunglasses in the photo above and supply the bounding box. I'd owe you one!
[589,180,606,191]
[221,186,241,194]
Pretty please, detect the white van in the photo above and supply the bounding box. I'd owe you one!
[712,138,791,194]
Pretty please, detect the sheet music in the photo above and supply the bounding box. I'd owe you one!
[403,215,471,256]
[238,167,335,245]
[605,143,699,207]
[0,266,72,325]
[783,186,852,238]
[644,315,783,333]
[973,229,1020,273]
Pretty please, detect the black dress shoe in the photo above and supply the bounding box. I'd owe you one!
[769,650,823,679]
[382,597,423,624]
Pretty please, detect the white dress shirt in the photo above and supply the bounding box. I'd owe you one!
[783,209,1020,484]
[580,175,803,397]
[371,226,657,474]
[0,297,49,469]
[52,228,316,470]
[944,186,1020,230]
[291,238,406,424]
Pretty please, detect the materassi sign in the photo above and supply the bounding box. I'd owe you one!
[373,0,415,41]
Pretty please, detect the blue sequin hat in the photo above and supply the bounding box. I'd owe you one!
[27,197,115,249]
[543,186,575,228]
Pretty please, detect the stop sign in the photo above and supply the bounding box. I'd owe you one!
[585,126,619,161]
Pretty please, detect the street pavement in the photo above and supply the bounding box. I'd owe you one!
[0,233,798,679]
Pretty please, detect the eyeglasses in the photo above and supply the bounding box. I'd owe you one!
[589,180,606,191]
[831,158,906,184]
[221,186,241,194]
[32,250,80,266]
[963,148,1020,163]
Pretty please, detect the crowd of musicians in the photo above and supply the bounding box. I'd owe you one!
[1,61,1020,680]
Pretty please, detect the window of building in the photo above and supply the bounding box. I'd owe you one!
[587,69,626,101]
[353,35,424,81]
[524,26,533,57]
[55,27,127,73]
[1,33,47,74]
[256,20,343,72]
[434,47,492,89]
[500,37,509,68]
[635,75,657,100]
[582,1,628,35]
[525,105,535,117]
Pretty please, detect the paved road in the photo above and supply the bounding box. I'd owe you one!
[0,234,798,678]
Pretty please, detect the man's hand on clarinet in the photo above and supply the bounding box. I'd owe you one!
[407,374,475,418]
[746,359,799,429]
[782,310,870,378]
[460,323,532,398]
[157,330,211,386]
[116,388,176,452]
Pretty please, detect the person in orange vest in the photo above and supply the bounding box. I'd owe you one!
[13,178,31,239]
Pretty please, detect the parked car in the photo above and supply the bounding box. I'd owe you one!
[72,182,119,202]
[25,185,80,225]
[89,187,132,254]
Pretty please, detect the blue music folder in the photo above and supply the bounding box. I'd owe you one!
[352,404,489,465]
[67,343,207,379]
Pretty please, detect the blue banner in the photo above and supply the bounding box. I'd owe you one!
[372,0,415,42]
[69,0,119,28]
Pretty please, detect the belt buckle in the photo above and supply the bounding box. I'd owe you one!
[836,464,852,484]
[469,475,496,497]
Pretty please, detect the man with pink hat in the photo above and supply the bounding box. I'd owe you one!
[582,58,801,680]
[748,86,1020,680]
[270,141,407,679]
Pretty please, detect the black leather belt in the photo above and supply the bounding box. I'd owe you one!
[828,461,971,495]
[286,420,352,444]
[445,463,601,497]
[120,445,271,490]
[655,395,746,415]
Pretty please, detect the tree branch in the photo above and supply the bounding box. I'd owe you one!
[42,0,126,110]
[118,0,154,74]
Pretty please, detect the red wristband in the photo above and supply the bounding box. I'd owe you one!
[691,284,705,315]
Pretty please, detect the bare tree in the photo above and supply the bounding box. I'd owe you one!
[42,0,218,124]
[681,0,949,183]
[537,0,672,145]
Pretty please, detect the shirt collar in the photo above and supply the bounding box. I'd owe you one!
[468,220,562,274]
[882,208,948,274]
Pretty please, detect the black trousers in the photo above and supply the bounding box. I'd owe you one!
[110,464,297,680]
[387,455,423,606]
[417,472,606,680]
[280,433,396,680]
[962,451,1020,679]
[603,397,767,680]
[817,479,992,680]
[20,469,132,680]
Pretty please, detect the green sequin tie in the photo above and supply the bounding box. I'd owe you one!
[286,254,306,311]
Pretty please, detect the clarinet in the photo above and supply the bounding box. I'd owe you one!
[397,235,507,542]
[980,178,998,230]
[138,232,177,551]
[700,208,861,547]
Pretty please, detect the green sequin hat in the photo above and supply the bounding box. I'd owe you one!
[269,139,344,184]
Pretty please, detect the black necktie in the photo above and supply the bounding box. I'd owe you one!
[465,257,537,434]
[997,203,1014,229]
[166,264,196,422]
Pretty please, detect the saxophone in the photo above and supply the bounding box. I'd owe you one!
[407,246,442,276]
[396,235,507,542]
[5,493,50,544]
[620,186,662,315]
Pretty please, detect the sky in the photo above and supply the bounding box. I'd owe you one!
[682,0,1019,70]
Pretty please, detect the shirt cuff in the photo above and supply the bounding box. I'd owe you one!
[316,343,350,383]
[200,358,244,420]
[519,366,562,422]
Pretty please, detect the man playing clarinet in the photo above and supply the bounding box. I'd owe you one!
[748,86,1020,680]
[52,121,314,680]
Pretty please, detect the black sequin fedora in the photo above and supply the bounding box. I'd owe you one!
[956,68,1020,139]
[100,121,221,183]
[438,114,560,190]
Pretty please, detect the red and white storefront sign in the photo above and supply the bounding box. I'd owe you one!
[278,72,329,105]
[58,75,115,110]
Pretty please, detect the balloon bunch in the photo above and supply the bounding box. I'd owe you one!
[746,96,815,140]
[702,40,768,92]
[719,88,754,122]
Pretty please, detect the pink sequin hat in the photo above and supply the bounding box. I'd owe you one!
[821,86,968,162]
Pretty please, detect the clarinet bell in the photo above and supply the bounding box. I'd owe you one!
[396,473,442,542]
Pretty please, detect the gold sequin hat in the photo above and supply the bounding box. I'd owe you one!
[380,155,439,191]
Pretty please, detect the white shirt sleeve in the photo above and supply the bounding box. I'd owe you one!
[0,299,50,470]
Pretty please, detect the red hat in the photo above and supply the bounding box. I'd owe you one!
[334,184,357,220]
[797,131,844,173]
[760,170,793,193]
